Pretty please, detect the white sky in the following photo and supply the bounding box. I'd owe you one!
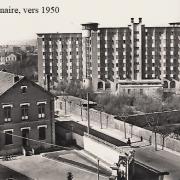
[0,0,180,44]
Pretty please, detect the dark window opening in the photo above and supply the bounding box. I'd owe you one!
[4,107,11,122]
[98,82,103,89]
[38,104,46,118]
[21,87,27,93]
[170,81,175,88]
[39,127,46,140]
[163,81,168,88]
[5,131,13,145]
[21,105,29,120]
[105,82,111,90]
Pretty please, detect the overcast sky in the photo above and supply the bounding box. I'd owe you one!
[0,0,180,44]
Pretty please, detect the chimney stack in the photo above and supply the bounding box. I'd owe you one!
[131,18,134,23]
[139,18,142,23]
[14,76,19,83]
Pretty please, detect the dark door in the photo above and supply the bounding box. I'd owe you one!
[22,129,29,147]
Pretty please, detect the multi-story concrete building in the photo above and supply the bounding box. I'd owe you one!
[37,33,83,90]
[0,71,55,155]
[37,18,180,96]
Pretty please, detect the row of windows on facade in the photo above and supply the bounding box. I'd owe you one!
[43,43,80,49]
[42,47,180,57]
[97,72,176,79]
[3,103,46,122]
[99,30,179,35]
[44,35,179,48]
[4,126,47,145]
[42,37,80,41]
[42,31,179,42]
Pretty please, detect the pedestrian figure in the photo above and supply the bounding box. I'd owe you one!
[67,172,73,180]
[140,136,143,142]
[149,136,152,145]
[127,138,131,146]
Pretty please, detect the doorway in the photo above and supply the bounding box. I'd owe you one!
[22,128,29,147]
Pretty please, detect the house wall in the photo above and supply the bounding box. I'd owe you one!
[0,79,54,155]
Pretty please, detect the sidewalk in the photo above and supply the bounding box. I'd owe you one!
[57,113,180,180]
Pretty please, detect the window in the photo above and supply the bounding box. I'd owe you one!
[39,127,46,140]
[21,86,27,93]
[128,89,131,94]
[38,103,45,118]
[21,105,29,120]
[4,106,12,122]
[4,130,13,145]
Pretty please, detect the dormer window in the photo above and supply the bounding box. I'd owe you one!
[21,86,27,93]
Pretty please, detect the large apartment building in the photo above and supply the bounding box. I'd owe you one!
[37,18,180,96]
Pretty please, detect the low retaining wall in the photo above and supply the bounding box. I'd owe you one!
[61,99,180,153]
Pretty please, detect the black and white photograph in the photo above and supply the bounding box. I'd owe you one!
[0,0,180,179]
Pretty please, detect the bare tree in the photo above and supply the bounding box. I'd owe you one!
[145,114,160,151]
[158,126,172,150]
[97,104,104,129]
[118,112,129,139]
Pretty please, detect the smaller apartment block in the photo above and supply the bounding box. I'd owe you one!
[38,18,180,96]
[0,71,55,155]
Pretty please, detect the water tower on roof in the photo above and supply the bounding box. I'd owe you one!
[81,23,99,88]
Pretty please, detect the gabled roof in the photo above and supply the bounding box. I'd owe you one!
[0,71,23,96]
[0,71,55,98]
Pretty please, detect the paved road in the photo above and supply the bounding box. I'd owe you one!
[0,155,109,180]
[0,163,31,180]
[60,113,180,180]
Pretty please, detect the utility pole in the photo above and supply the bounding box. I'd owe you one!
[87,92,90,134]
[97,159,100,180]
[100,107,103,129]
